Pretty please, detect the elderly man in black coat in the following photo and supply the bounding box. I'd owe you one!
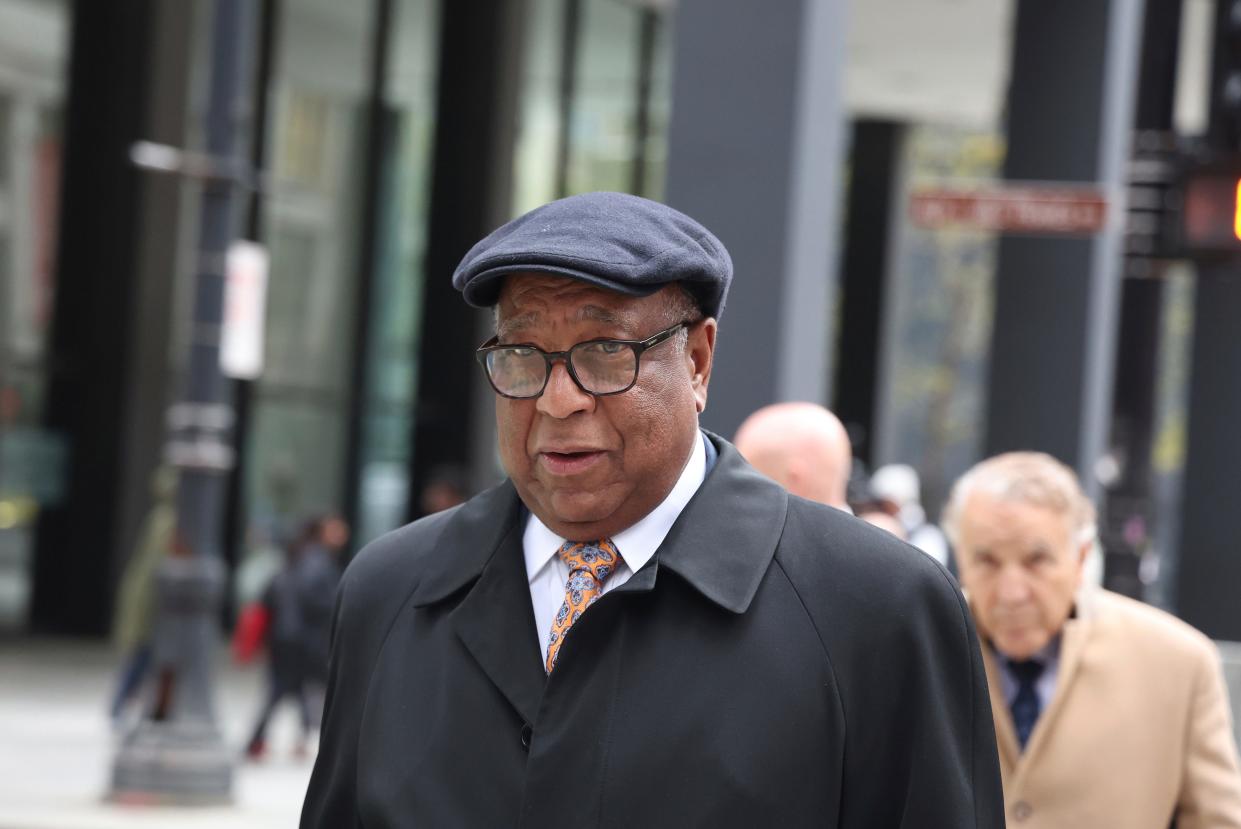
[301,192,1004,828]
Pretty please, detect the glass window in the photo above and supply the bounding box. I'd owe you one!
[0,0,69,633]
[565,0,641,195]
[511,0,563,214]
[874,125,1004,514]
[244,0,375,545]
[511,0,674,214]
[353,0,441,546]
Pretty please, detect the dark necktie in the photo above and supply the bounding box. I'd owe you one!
[1008,659,1045,750]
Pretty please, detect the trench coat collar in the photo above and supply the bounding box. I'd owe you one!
[409,478,526,608]
[645,432,787,613]
[409,431,787,616]
[406,433,785,726]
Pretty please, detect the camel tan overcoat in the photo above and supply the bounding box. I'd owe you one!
[980,588,1241,829]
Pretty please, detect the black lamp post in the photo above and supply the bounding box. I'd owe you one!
[110,0,254,804]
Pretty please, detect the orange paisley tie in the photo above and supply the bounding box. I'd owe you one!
[545,538,622,673]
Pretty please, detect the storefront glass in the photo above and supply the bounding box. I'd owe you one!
[353,0,441,547]
[243,0,375,548]
[874,125,1004,514]
[0,0,69,632]
[512,0,674,214]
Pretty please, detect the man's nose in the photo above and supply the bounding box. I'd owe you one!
[995,567,1031,603]
[536,361,594,418]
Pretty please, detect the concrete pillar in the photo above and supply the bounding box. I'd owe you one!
[664,0,849,437]
[1174,272,1241,640]
[983,0,1145,500]
[834,119,909,465]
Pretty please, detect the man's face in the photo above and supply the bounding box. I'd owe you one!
[320,517,350,551]
[493,274,715,541]
[954,491,1087,660]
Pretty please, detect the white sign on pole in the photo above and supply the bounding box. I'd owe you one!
[221,240,269,380]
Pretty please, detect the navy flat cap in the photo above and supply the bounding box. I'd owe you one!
[451,191,733,319]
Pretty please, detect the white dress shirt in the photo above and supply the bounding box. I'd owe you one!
[523,432,707,664]
[998,637,1061,714]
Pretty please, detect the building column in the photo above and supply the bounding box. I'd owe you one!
[834,119,909,465]
[1173,0,1241,640]
[983,0,1145,499]
[31,0,184,635]
[411,0,526,513]
[663,0,849,437]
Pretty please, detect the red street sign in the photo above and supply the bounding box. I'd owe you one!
[909,186,1110,235]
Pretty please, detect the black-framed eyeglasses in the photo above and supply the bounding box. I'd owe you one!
[475,321,688,399]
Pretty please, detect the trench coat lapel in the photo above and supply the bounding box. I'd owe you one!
[983,593,1096,787]
[613,434,788,614]
[409,481,546,727]
[450,524,547,726]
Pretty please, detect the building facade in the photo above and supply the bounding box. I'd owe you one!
[1,0,1234,642]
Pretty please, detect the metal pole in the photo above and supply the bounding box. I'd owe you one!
[629,9,658,196]
[110,0,253,804]
[554,0,583,199]
[1099,0,1182,599]
[1077,0,1146,501]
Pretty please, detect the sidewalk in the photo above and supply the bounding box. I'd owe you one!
[0,639,312,829]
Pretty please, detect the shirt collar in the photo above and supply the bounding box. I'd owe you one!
[1001,635,1061,673]
[524,430,707,582]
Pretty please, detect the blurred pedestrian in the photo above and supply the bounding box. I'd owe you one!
[233,517,286,610]
[945,451,1241,828]
[858,508,907,540]
[870,463,950,566]
[108,465,176,724]
[302,192,1003,827]
[417,464,470,517]
[734,405,917,546]
[244,514,345,760]
[733,401,852,510]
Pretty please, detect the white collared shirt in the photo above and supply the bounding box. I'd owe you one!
[523,432,707,663]
[998,637,1061,714]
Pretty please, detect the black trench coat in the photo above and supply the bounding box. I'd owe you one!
[301,434,1004,828]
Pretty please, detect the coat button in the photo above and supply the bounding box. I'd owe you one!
[1013,800,1033,821]
[519,723,532,751]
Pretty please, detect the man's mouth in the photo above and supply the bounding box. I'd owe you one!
[538,450,605,475]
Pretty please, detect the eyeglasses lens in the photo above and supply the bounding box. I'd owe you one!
[486,342,639,397]
[570,342,637,394]
[487,348,547,398]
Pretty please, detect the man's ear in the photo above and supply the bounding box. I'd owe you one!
[687,318,716,413]
[1071,538,1093,591]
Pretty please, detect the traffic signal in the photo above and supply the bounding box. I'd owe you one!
[1150,0,1241,261]
[1208,0,1241,151]
[1180,166,1241,256]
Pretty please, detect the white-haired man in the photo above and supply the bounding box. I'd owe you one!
[944,451,1241,828]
